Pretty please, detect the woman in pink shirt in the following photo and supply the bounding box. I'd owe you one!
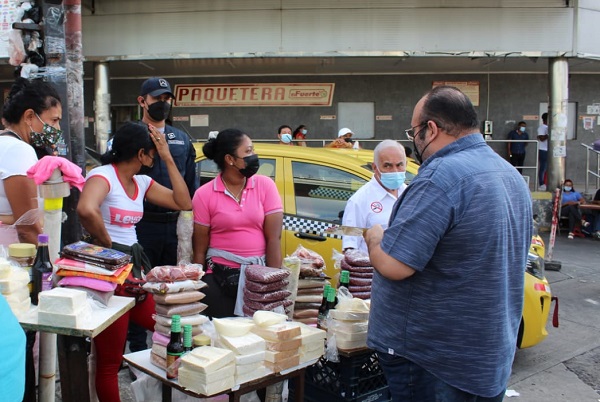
[192,128,283,318]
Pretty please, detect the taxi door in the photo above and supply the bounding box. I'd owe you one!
[280,156,368,280]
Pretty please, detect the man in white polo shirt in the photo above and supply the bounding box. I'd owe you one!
[342,140,407,253]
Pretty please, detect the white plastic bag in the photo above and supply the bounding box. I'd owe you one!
[177,211,194,264]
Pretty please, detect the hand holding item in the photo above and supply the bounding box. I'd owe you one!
[364,224,384,252]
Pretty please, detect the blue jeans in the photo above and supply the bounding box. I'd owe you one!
[538,150,548,186]
[377,353,505,402]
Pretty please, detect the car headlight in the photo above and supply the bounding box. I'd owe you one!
[526,252,545,280]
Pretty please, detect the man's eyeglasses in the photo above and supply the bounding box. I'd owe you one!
[405,123,426,141]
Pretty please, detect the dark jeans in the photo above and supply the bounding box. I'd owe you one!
[510,153,526,174]
[561,204,582,232]
[377,353,505,402]
[538,150,547,186]
[202,273,237,319]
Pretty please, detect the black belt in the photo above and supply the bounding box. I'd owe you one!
[141,211,180,223]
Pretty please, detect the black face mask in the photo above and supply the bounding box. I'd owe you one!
[344,137,354,143]
[237,154,260,178]
[413,128,433,164]
[146,100,171,122]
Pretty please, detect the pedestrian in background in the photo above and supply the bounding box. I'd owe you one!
[507,121,529,174]
[537,113,549,190]
[293,124,308,147]
[277,124,293,145]
[365,86,532,402]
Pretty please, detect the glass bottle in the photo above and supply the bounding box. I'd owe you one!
[317,286,332,330]
[339,270,350,289]
[183,324,193,353]
[31,234,53,305]
[166,315,184,379]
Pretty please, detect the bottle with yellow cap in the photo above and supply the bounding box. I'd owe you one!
[8,243,36,294]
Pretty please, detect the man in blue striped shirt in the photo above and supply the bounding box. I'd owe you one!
[365,86,532,402]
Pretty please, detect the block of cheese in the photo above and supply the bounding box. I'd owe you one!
[0,268,29,293]
[300,340,325,355]
[265,336,301,352]
[296,323,326,344]
[179,362,235,384]
[3,286,30,304]
[38,288,88,314]
[152,343,167,360]
[234,350,265,365]
[0,258,12,279]
[235,365,271,386]
[329,319,368,333]
[219,333,266,355]
[38,302,92,327]
[252,310,287,327]
[336,338,367,351]
[235,361,263,376]
[264,354,300,372]
[8,297,31,318]
[300,348,324,364]
[264,349,298,363]
[212,317,254,337]
[329,309,369,321]
[179,366,235,396]
[179,346,235,374]
[251,322,301,341]
[331,330,367,343]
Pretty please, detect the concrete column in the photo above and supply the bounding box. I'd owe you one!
[547,57,569,190]
[94,62,111,153]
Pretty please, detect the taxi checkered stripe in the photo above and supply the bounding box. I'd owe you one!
[307,187,354,201]
[283,214,341,239]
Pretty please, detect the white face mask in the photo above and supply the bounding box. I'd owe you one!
[281,133,292,143]
[519,126,526,133]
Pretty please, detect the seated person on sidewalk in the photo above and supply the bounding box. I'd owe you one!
[560,179,590,239]
[591,189,600,239]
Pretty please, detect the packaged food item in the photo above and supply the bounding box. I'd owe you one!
[146,264,204,282]
[62,241,131,269]
[245,265,290,283]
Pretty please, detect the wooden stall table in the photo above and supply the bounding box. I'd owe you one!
[19,295,135,402]
[124,349,317,402]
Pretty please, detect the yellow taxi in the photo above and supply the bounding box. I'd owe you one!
[194,142,554,348]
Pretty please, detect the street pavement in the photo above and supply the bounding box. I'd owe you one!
[505,231,600,401]
[54,230,600,402]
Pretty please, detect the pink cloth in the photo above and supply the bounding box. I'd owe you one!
[26,156,85,191]
[192,174,283,268]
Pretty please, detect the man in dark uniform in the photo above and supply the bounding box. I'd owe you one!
[129,77,198,352]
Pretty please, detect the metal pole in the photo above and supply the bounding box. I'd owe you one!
[94,62,111,153]
[547,58,569,191]
[63,0,84,244]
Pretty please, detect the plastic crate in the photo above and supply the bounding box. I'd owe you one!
[291,349,390,402]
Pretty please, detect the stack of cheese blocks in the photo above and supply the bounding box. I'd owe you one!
[213,317,270,386]
[0,258,31,318]
[341,249,374,300]
[296,323,326,364]
[251,320,302,372]
[328,298,370,351]
[38,287,92,327]
[292,278,325,326]
[178,346,236,396]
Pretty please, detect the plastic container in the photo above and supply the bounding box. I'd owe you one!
[290,349,390,402]
[8,243,36,294]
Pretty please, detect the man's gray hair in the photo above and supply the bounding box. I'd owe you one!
[374,140,406,168]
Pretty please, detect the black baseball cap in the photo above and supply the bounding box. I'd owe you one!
[140,77,174,98]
